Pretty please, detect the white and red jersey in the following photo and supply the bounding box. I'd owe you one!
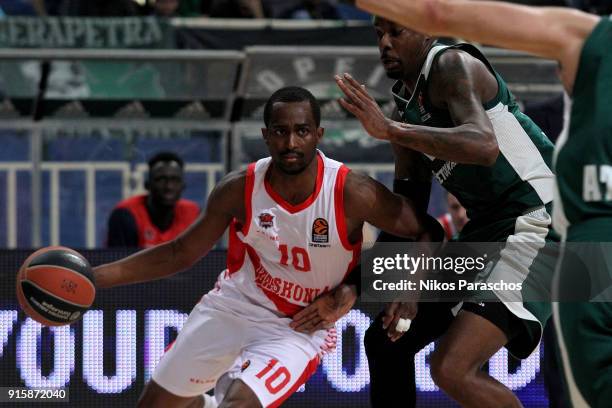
[204,151,361,323]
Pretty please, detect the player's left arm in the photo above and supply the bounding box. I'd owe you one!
[413,49,500,166]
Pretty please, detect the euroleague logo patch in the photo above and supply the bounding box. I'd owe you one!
[311,218,329,243]
[258,212,274,229]
[241,360,251,372]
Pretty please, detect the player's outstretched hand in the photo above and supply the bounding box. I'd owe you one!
[335,73,392,140]
[382,300,418,342]
[290,285,357,334]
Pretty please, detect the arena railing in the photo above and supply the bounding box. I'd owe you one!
[0,48,243,248]
[0,45,562,249]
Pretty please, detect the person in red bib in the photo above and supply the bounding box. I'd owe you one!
[437,192,468,241]
[106,152,200,248]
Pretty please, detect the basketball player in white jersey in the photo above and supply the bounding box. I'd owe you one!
[93,86,435,408]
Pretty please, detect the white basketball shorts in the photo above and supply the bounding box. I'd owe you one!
[152,297,332,407]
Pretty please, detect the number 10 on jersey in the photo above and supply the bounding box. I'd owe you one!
[278,244,311,272]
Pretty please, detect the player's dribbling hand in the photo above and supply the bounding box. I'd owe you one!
[382,300,418,342]
[335,73,393,140]
[290,284,357,334]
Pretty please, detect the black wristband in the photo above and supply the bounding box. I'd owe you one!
[423,214,446,243]
[393,178,430,213]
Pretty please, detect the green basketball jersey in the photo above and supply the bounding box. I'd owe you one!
[553,16,612,240]
[392,43,555,233]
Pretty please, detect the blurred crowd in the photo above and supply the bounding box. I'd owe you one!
[0,0,610,19]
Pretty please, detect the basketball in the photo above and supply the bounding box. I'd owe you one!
[16,246,95,326]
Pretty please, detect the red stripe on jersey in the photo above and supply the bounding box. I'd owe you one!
[334,165,362,282]
[226,164,255,275]
[334,165,361,251]
[227,221,247,275]
[245,245,306,317]
[264,153,324,214]
[267,356,320,408]
[242,162,256,235]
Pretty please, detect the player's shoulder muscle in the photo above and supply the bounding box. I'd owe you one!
[429,48,494,106]
[343,170,381,218]
[206,169,247,219]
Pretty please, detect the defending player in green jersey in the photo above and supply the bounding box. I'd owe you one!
[336,15,558,406]
[353,1,612,407]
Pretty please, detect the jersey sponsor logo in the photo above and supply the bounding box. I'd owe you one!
[433,161,457,184]
[582,164,612,202]
[257,212,275,229]
[417,92,432,122]
[311,218,329,244]
[253,262,329,305]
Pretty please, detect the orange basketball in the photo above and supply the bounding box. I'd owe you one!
[16,246,95,326]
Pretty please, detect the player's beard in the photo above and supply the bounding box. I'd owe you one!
[275,151,313,175]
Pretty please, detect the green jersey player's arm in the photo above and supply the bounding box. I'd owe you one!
[93,170,245,289]
[355,0,598,92]
[387,49,499,166]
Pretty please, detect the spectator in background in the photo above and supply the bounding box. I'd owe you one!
[437,192,468,240]
[106,152,200,248]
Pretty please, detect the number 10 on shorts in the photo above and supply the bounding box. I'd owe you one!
[255,359,291,394]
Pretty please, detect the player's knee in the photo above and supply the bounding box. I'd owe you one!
[430,351,469,394]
